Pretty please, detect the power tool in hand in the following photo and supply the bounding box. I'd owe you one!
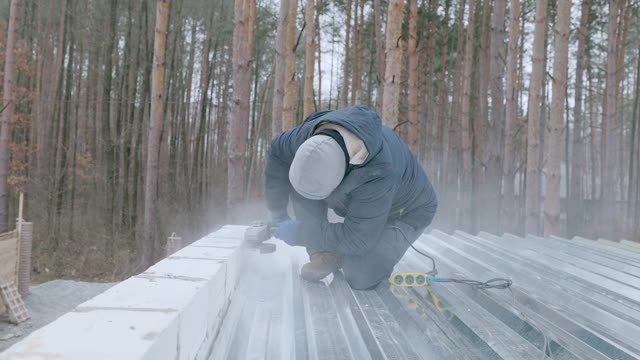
[244,221,277,254]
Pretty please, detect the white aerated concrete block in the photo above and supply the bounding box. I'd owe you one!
[170,245,236,261]
[224,246,242,298]
[208,226,246,240]
[145,257,225,280]
[78,276,205,311]
[175,282,210,360]
[0,310,179,360]
[194,246,246,359]
[191,236,243,248]
[220,225,249,230]
[1,226,249,360]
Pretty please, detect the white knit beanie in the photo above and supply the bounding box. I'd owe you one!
[289,135,346,200]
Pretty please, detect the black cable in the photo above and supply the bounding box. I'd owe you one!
[432,277,513,289]
[391,225,512,290]
[390,225,438,276]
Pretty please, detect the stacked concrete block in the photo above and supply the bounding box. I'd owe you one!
[17,221,32,298]
[0,225,247,360]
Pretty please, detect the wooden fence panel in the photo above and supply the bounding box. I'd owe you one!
[0,230,19,315]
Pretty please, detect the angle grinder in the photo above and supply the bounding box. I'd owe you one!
[244,221,277,254]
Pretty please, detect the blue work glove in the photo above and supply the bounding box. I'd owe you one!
[271,210,291,224]
[274,219,298,246]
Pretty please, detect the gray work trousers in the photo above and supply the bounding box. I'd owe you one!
[291,191,424,290]
[339,220,423,290]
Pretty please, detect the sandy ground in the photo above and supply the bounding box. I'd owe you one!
[0,280,115,352]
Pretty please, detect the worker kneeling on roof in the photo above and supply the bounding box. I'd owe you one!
[265,105,437,290]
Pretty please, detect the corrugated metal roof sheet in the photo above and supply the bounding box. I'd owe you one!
[209,230,640,360]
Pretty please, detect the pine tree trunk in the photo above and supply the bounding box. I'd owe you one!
[636,124,640,235]
[445,0,466,230]
[271,0,289,136]
[128,10,145,229]
[92,28,103,167]
[374,0,384,112]
[516,2,526,230]
[381,0,403,129]
[472,0,491,232]
[192,10,215,208]
[245,10,261,198]
[569,0,590,235]
[103,0,118,258]
[460,0,476,230]
[215,52,232,207]
[358,0,364,104]
[350,0,359,106]
[518,3,525,117]
[588,51,597,201]
[351,0,364,105]
[486,0,506,232]
[132,0,152,233]
[282,0,298,129]
[180,22,196,199]
[316,1,322,108]
[399,42,409,142]
[70,7,89,238]
[633,113,640,233]
[539,2,551,202]
[407,0,418,154]
[341,0,352,108]
[35,2,51,184]
[424,0,440,169]
[121,1,140,230]
[247,66,274,196]
[27,0,40,210]
[629,30,640,218]
[525,0,548,235]
[502,0,519,233]
[54,0,74,253]
[228,0,255,218]
[327,14,336,110]
[46,0,67,187]
[543,0,571,236]
[615,0,630,208]
[303,0,315,117]
[366,22,375,108]
[142,0,169,269]
[46,0,68,251]
[601,0,620,237]
[435,0,450,185]
[0,0,19,233]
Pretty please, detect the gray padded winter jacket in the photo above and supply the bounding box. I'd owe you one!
[265,105,437,255]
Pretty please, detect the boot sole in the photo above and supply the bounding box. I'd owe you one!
[300,269,331,282]
[301,266,342,282]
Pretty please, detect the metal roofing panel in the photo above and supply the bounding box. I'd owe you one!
[209,231,640,360]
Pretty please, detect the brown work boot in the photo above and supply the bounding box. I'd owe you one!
[301,252,342,282]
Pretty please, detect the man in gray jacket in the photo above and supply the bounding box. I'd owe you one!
[265,105,437,290]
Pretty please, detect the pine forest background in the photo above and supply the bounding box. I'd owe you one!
[0,0,638,281]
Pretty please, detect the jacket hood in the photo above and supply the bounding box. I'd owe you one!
[306,105,383,165]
